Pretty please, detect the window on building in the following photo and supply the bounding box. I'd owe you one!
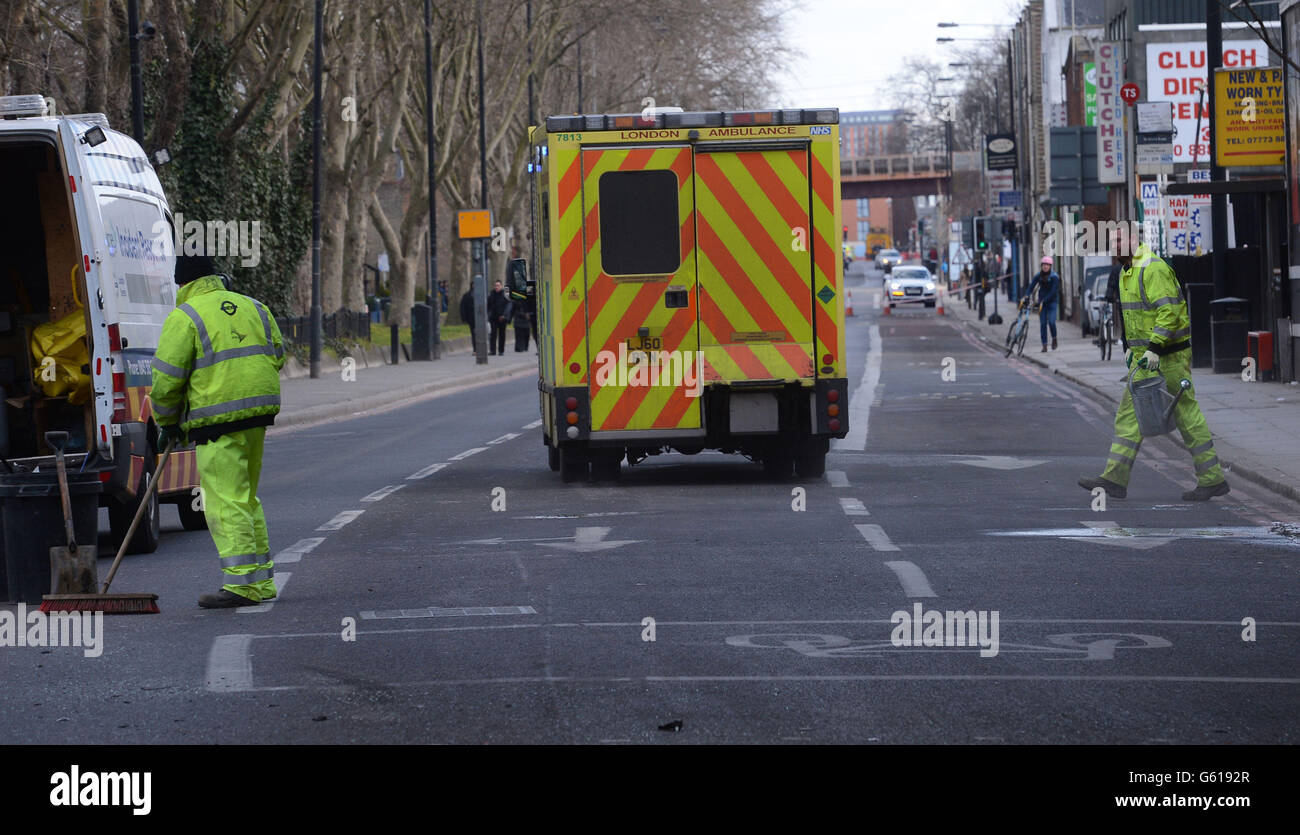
[598,170,681,275]
[856,198,870,217]
[857,220,870,241]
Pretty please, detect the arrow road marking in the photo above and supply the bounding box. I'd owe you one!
[542,526,642,552]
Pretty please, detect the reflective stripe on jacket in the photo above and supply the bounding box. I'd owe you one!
[1118,245,1191,355]
[150,275,285,433]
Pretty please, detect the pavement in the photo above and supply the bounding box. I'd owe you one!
[274,341,538,430]
[939,281,1300,505]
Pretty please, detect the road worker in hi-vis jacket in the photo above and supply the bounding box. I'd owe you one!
[1079,224,1229,502]
[151,254,286,608]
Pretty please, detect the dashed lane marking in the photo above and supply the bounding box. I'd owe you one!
[360,605,538,620]
[449,447,488,461]
[407,462,449,480]
[361,484,406,502]
[855,523,900,552]
[522,419,543,429]
[273,537,326,564]
[317,510,364,531]
[826,470,850,487]
[236,571,292,615]
[839,498,870,516]
[488,433,521,444]
[883,560,936,597]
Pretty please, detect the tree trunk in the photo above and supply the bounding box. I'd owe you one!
[82,0,109,113]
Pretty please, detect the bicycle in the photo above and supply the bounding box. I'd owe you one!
[1093,300,1114,361]
[1004,297,1036,358]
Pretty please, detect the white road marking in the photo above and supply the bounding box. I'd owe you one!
[855,523,900,552]
[487,432,520,444]
[360,484,406,502]
[883,560,936,597]
[273,537,326,564]
[205,634,254,692]
[449,447,488,461]
[522,419,543,429]
[956,455,1048,471]
[839,498,870,516]
[361,605,538,620]
[835,324,880,451]
[317,510,364,531]
[988,524,1293,550]
[826,470,850,487]
[541,526,642,552]
[237,571,291,614]
[406,462,448,480]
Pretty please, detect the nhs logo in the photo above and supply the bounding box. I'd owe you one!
[811,126,831,135]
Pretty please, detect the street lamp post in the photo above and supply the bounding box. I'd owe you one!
[309,0,323,379]
[424,0,440,359]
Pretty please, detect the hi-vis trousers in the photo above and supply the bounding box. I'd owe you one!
[195,426,276,602]
[1100,349,1225,488]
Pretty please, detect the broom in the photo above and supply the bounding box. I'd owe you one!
[39,439,174,614]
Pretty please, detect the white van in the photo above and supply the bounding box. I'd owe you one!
[0,94,202,554]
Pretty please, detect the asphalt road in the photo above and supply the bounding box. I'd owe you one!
[2,260,1297,744]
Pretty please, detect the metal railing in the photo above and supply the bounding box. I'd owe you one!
[282,310,371,344]
[840,151,951,178]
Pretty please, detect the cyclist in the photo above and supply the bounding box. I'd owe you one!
[1024,255,1060,352]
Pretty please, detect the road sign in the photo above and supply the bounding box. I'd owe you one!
[1214,66,1285,167]
[456,209,493,239]
[998,190,1022,207]
[1120,83,1140,105]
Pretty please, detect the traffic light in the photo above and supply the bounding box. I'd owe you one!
[843,225,848,241]
[961,216,974,250]
[974,217,988,251]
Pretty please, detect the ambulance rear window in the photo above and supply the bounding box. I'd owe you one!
[598,170,680,275]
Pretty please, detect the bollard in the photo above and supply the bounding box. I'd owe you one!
[390,323,399,365]
[845,289,854,317]
[936,289,945,316]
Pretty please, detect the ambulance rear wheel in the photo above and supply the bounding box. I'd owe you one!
[795,449,827,479]
[109,455,161,555]
[591,451,622,482]
[548,445,560,472]
[559,446,589,483]
[762,448,794,479]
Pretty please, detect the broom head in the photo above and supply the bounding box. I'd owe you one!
[40,593,160,614]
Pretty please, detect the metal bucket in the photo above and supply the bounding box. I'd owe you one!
[1128,364,1190,437]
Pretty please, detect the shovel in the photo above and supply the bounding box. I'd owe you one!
[44,431,98,595]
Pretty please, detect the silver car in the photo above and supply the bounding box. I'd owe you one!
[886,265,937,309]
[875,248,901,273]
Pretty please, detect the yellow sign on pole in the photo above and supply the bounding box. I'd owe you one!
[1213,66,1285,168]
[456,209,493,239]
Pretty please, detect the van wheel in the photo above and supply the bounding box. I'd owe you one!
[762,448,794,479]
[795,449,827,478]
[176,494,209,531]
[547,445,560,472]
[109,455,161,555]
[591,451,622,482]
[559,446,589,483]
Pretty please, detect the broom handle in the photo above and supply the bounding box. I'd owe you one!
[101,439,175,594]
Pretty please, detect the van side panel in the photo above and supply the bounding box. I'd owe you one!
[552,144,588,390]
[694,147,815,383]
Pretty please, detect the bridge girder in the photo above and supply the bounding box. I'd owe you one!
[842,177,950,200]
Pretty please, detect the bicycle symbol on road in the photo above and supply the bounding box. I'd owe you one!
[725,632,1171,661]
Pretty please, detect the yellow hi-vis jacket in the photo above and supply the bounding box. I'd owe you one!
[1118,244,1191,355]
[150,275,285,441]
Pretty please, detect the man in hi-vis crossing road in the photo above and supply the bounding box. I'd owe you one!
[151,254,287,608]
[1078,223,1229,502]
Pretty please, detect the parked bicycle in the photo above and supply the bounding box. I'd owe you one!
[1004,297,1037,358]
[1093,300,1115,361]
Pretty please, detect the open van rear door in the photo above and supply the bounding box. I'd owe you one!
[56,120,113,455]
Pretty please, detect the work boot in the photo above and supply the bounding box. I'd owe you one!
[1052,337,1058,350]
[1182,481,1230,502]
[1078,476,1126,499]
[1041,345,1048,352]
[198,589,260,609]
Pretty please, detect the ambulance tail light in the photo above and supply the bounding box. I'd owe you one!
[108,324,127,423]
[723,110,780,126]
[609,113,664,129]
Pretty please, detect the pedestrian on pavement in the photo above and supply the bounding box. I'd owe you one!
[487,279,512,356]
[438,280,449,313]
[512,298,532,352]
[1079,224,1229,502]
[150,254,285,608]
[1025,255,1060,351]
[459,287,476,348]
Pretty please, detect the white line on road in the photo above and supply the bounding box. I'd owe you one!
[522,419,543,430]
[835,324,880,451]
[317,511,363,531]
[855,523,900,552]
[237,571,292,614]
[839,498,870,516]
[406,462,448,480]
[361,484,406,502]
[487,433,521,444]
[883,560,936,597]
[360,605,538,620]
[273,537,326,564]
[205,634,253,692]
[449,447,488,461]
[826,470,850,487]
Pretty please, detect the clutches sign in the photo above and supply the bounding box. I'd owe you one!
[985,133,1016,170]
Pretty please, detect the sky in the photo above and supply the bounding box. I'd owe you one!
[776,0,1024,113]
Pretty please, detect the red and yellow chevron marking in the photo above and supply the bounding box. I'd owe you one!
[695,148,815,382]
[155,447,199,496]
[580,145,702,433]
[809,141,844,377]
[552,146,589,388]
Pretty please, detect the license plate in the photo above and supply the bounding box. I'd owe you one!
[905,287,921,295]
[626,336,662,352]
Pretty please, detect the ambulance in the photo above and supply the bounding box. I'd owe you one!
[524,107,849,482]
[0,94,201,553]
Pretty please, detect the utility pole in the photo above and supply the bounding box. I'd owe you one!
[1206,0,1228,298]
[309,0,324,379]
[577,38,584,112]
[425,0,440,358]
[473,0,489,365]
[127,0,145,144]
